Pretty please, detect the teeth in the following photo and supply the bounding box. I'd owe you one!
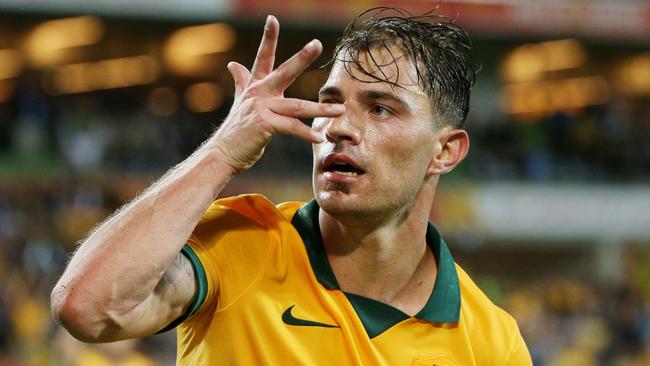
[334,171,358,176]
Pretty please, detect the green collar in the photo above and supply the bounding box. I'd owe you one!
[291,200,461,337]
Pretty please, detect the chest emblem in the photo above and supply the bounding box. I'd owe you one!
[282,305,339,328]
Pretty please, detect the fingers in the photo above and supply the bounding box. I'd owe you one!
[265,97,345,143]
[269,98,345,119]
[250,15,279,80]
[264,113,323,143]
[227,62,251,97]
[263,39,322,93]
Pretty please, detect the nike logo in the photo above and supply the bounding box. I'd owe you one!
[282,305,339,328]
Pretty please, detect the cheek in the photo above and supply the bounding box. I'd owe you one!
[311,118,326,155]
[311,117,327,131]
[372,125,432,172]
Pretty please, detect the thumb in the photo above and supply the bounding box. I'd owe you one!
[227,62,251,97]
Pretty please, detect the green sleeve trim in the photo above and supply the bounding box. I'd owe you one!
[156,244,208,333]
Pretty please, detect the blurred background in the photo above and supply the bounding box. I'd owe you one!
[0,0,649,365]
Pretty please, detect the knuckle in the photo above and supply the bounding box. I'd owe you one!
[290,100,304,114]
[274,68,288,81]
[243,88,264,102]
[259,119,274,132]
[295,120,309,131]
[300,47,315,59]
[244,81,265,95]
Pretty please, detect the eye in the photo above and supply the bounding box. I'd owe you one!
[371,104,392,117]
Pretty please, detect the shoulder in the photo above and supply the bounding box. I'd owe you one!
[192,194,302,239]
[456,264,518,331]
[198,194,288,227]
[186,195,307,312]
[190,194,309,261]
[455,264,530,364]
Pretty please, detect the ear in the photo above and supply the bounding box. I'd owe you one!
[427,128,469,176]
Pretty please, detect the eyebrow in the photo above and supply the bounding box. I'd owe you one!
[362,90,411,113]
[318,86,412,114]
[318,86,343,99]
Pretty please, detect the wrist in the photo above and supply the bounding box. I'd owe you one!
[202,146,240,181]
[188,148,237,199]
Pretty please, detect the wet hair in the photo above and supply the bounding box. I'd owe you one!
[328,7,478,129]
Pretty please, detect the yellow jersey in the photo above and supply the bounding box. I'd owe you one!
[168,194,532,365]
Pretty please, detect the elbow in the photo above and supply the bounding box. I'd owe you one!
[50,283,115,343]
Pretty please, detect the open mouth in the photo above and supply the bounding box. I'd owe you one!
[323,156,365,177]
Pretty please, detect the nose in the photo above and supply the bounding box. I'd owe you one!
[324,109,361,145]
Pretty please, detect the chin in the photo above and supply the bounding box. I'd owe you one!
[314,189,383,220]
[316,190,357,213]
[312,173,411,220]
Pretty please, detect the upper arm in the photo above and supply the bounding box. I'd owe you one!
[109,250,199,340]
[153,249,199,327]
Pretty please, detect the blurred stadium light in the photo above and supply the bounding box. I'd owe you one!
[163,23,236,77]
[24,16,105,68]
[500,75,610,118]
[0,49,23,80]
[184,82,225,113]
[42,56,160,95]
[501,39,587,83]
[617,52,650,96]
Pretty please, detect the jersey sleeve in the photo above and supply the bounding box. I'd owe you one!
[174,195,281,325]
[505,324,533,366]
[154,237,212,334]
[182,235,219,321]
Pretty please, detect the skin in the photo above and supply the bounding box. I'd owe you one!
[50,15,468,342]
[313,51,469,314]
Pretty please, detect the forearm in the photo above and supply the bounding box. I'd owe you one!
[52,15,340,342]
[52,144,233,339]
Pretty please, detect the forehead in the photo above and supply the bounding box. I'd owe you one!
[324,46,429,100]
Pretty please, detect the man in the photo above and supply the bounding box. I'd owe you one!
[52,8,532,365]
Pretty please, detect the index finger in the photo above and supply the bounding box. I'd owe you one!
[250,15,279,80]
[263,39,322,92]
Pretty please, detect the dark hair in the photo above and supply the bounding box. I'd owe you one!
[329,7,478,129]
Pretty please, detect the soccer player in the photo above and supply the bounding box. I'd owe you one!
[52,9,532,365]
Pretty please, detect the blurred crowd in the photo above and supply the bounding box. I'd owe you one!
[0,182,177,366]
[0,74,649,365]
[2,81,650,182]
[505,280,650,365]
[466,98,650,182]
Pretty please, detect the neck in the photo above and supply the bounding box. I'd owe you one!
[319,183,437,308]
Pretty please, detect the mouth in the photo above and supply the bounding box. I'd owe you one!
[322,154,366,177]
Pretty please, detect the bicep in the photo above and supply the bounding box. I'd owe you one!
[155,250,199,321]
[114,252,198,339]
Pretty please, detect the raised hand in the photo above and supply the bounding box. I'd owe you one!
[209,15,345,174]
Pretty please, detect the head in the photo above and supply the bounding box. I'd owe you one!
[312,8,477,221]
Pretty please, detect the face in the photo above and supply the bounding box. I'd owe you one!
[312,47,440,219]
